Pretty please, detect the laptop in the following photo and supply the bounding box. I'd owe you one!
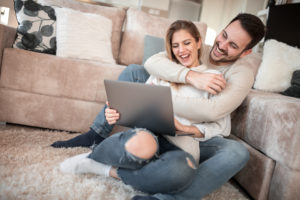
[104,80,193,136]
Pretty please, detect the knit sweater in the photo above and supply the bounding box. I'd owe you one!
[146,65,231,163]
[144,44,260,122]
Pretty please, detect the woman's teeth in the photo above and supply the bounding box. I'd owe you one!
[181,54,189,59]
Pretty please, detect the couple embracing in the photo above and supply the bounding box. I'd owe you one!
[52,13,265,200]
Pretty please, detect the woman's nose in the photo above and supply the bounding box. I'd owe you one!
[179,44,185,52]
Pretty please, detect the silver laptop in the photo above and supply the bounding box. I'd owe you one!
[104,80,178,136]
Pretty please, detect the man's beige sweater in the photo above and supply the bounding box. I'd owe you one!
[144,44,261,122]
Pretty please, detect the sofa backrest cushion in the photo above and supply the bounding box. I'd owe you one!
[38,0,126,61]
[118,8,207,66]
[55,7,115,64]
[142,35,165,65]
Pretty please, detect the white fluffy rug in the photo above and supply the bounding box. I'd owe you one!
[0,124,250,200]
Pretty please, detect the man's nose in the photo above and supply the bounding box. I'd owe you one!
[218,41,228,51]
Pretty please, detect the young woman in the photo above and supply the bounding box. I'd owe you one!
[59,20,230,195]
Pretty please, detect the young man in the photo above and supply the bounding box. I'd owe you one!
[52,13,265,200]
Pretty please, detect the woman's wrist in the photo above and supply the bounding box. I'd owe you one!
[183,125,204,138]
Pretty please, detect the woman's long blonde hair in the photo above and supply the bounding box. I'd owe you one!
[165,20,202,64]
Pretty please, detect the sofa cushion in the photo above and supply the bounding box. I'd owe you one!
[13,0,56,54]
[254,39,300,92]
[55,7,115,64]
[142,35,165,64]
[38,0,126,61]
[231,89,300,170]
[0,48,125,102]
[118,8,207,66]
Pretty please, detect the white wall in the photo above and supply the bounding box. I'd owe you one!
[142,0,169,11]
[0,0,17,28]
[168,0,201,21]
[200,0,266,45]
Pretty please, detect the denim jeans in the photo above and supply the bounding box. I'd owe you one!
[90,64,249,199]
[89,128,197,194]
[153,137,249,200]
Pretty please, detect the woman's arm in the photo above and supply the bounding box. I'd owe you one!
[174,118,204,138]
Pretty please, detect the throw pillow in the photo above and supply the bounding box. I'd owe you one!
[55,7,115,64]
[281,70,300,98]
[13,0,56,54]
[142,35,165,64]
[254,39,300,92]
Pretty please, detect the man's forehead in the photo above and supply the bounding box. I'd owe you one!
[223,21,251,47]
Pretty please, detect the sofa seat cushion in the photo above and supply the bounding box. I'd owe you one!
[231,89,300,170]
[118,8,207,66]
[0,48,125,102]
[38,0,126,61]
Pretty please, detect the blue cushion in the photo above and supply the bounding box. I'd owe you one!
[142,35,165,64]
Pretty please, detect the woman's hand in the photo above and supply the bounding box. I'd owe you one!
[105,101,120,125]
[174,118,204,138]
[174,118,185,132]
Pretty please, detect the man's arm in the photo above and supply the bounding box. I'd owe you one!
[144,52,226,94]
[173,62,255,122]
[144,52,189,83]
[145,52,259,122]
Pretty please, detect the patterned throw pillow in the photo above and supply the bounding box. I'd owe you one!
[13,0,56,54]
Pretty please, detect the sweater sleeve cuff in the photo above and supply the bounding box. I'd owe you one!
[179,68,191,83]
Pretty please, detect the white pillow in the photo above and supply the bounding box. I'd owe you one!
[254,39,300,92]
[55,8,115,64]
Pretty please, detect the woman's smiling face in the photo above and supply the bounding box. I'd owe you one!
[171,29,201,68]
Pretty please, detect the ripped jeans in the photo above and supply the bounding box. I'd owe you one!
[88,128,197,194]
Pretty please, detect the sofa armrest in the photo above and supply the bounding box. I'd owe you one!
[231,89,300,170]
[0,24,17,68]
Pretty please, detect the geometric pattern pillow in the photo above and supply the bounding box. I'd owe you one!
[13,0,56,54]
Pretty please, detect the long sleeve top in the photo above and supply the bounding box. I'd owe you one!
[146,65,231,163]
[144,44,260,122]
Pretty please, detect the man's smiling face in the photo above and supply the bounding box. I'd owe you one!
[210,20,252,66]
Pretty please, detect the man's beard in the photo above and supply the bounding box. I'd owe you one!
[209,43,245,65]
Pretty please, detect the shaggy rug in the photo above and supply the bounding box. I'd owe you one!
[0,124,250,200]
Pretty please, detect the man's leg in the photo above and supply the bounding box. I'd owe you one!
[51,64,149,148]
[134,137,249,200]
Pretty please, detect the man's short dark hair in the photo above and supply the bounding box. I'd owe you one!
[229,13,266,50]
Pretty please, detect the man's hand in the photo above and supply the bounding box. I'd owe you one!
[186,70,226,95]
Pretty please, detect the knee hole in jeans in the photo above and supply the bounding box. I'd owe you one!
[186,157,196,169]
[125,130,157,160]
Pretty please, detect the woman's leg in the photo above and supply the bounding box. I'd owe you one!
[146,137,249,200]
[117,150,197,194]
[60,128,158,175]
[51,64,150,148]
[89,128,158,169]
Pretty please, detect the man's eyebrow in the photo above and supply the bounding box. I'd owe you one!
[224,30,239,49]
